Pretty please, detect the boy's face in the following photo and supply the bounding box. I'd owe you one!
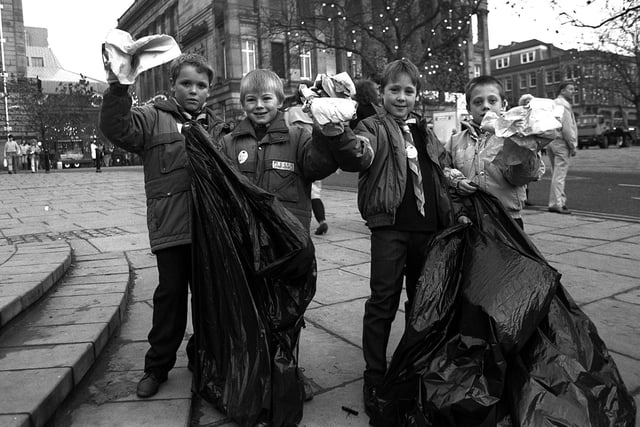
[381,72,417,120]
[170,65,210,114]
[243,90,282,126]
[468,83,504,125]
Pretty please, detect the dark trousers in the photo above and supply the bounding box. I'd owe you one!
[144,244,192,378]
[363,229,434,387]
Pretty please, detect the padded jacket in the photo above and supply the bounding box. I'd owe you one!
[334,108,459,229]
[219,112,367,229]
[99,83,222,253]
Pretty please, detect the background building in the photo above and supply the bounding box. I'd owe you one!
[489,39,637,130]
[116,0,490,123]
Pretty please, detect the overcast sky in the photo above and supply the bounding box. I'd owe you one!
[21,0,605,81]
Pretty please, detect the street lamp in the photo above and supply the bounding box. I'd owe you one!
[0,4,10,136]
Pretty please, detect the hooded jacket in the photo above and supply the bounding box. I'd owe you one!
[99,83,223,252]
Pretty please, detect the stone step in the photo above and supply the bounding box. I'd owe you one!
[0,242,71,328]
[0,249,131,427]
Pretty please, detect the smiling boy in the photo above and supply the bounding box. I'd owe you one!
[325,59,463,422]
[217,69,372,413]
[99,53,224,398]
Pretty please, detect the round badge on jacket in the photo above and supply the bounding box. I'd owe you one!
[406,145,418,159]
[238,150,249,164]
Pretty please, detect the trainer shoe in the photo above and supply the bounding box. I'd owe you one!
[136,372,167,398]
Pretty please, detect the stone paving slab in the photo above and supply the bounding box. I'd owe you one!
[0,414,29,427]
[0,368,74,427]
[0,241,71,328]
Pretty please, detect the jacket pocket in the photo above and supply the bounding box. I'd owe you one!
[149,133,188,175]
[265,169,299,202]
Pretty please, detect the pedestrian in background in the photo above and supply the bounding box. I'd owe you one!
[100,53,224,399]
[31,139,41,172]
[350,78,381,129]
[547,81,577,214]
[20,141,31,171]
[3,133,20,174]
[42,141,51,172]
[90,137,102,173]
[445,76,544,230]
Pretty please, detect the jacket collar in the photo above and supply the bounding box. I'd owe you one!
[460,119,483,141]
[231,111,289,142]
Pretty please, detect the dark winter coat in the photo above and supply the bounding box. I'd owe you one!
[337,107,460,229]
[219,111,366,229]
[99,83,223,252]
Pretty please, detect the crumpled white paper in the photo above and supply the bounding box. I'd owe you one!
[309,97,357,126]
[320,72,356,98]
[103,29,182,84]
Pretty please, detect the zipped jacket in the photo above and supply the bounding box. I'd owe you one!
[99,83,223,252]
[219,112,346,229]
[334,107,458,229]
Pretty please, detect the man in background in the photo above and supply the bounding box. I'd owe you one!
[547,81,577,214]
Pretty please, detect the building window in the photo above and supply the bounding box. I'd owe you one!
[545,69,562,84]
[300,50,312,80]
[519,74,527,89]
[529,72,537,87]
[504,77,512,91]
[565,66,578,80]
[241,39,257,75]
[31,57,44,67]
[520,51,535,64]
[473,64,481,77]
[496,56,509,69]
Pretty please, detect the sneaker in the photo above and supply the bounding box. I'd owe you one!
[136,372,167,398]
[314,222,328,235]
[548,206,571,215]
[363,383,382,421]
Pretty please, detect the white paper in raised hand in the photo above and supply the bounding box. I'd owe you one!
[309,97,357,126]
[103,29,181,84]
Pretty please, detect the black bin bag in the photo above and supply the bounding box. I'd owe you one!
[183,123,316,427]
[376,191,636,426]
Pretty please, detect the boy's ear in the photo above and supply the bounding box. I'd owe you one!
[502,99,508,110]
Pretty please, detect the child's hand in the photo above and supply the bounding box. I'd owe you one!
[457,215,472,224]
[456,179,478,196]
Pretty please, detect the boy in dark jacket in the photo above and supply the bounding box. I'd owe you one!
[326,59,465,421]
[99,53,223,398]
[219,69,365,231]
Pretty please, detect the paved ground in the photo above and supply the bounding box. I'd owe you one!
[0,164,638,427]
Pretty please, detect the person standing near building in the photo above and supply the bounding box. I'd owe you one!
[3,134,20,174]
[547,81,577,214]
[31,139,42,172]
[90,137,102,173]
[42,141,51,172]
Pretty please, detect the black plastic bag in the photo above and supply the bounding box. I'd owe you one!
[377,191,636,426]
[184,122,316,427]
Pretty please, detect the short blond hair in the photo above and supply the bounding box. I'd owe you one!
[240,69,285,104]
